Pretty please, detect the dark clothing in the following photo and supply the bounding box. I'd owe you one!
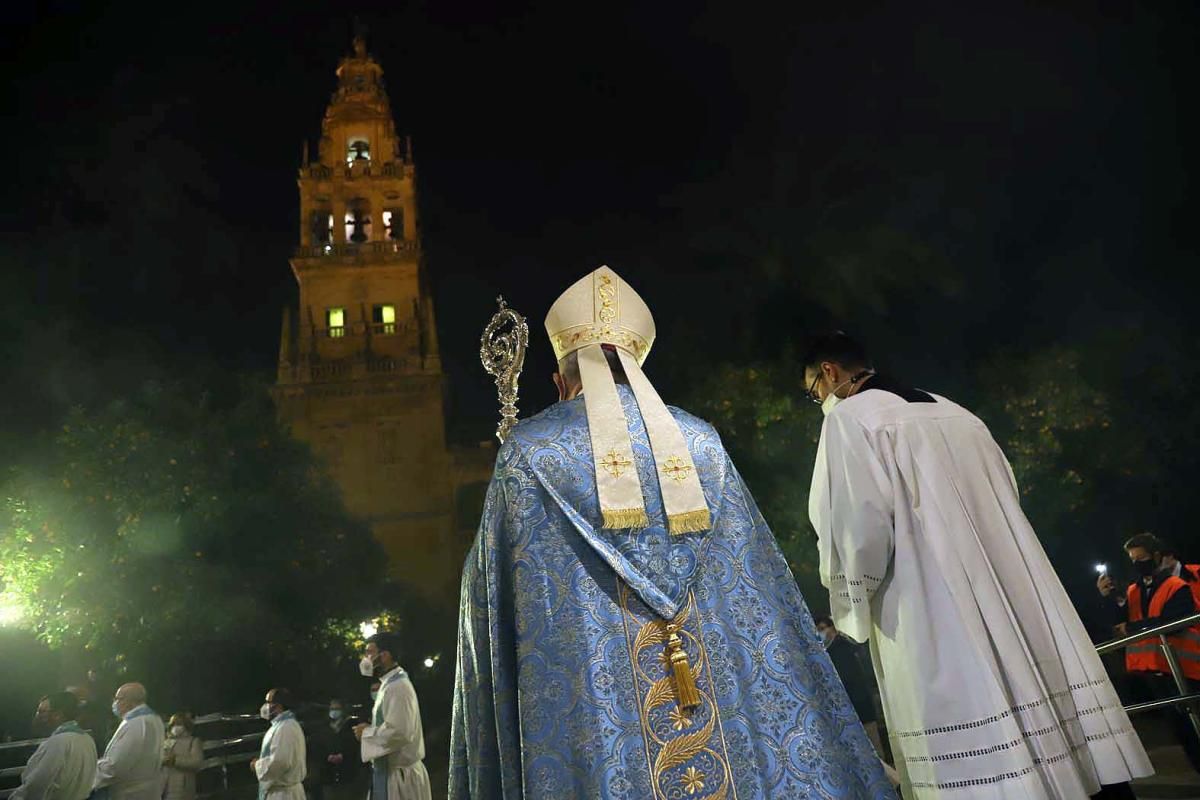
[825,635,877,723]
[858,374,935,404]
[307,719,362,786]
[74,700,110,751]
[1145,673,1200,774]
[1090,782,1138,799]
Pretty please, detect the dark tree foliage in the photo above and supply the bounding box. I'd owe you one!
[1,370,389,713]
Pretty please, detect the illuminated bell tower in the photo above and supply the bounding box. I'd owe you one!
[273,35,457,598]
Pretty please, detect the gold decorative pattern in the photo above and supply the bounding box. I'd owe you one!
[669,707,694,730]
[600,449,633,478]
[662,456,694,483]
[597,272,618,324]
[551,324,650,363]
[618,586,736,800]
[682,767,707,795]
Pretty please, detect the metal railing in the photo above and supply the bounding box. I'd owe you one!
[1096,610,1200,743]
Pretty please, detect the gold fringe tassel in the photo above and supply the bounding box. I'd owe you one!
[602,507,650,530]
[666,624,701,710]
[667,509,712,535]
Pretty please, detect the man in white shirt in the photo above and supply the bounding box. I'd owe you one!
[93,683,163,800]
[13,692,97,800]
[354,633,430,800]
[804,332,1152,799]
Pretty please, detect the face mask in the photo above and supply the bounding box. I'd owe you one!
[1134,558,1158,577]
[329,709,343,721]
[821,393,842,416]
[171,725,186,737]
[359,655,376,677]
[820,371,875,417]
[369,690,379,703]
[112,702,122,719]
[260,703,273,721]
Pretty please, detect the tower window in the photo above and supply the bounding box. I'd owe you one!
[383,208,404,241]
[311,211,334,245]
[344,207,371,243]
[347,138,370,164]
[327,307,346,338]
[372,304,396,335]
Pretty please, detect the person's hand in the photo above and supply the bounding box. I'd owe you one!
[163,754,176,767]
[250,758,258,773]
[327,754,343,765]
[1097,574,1115,597]
[1114,623,1128,638]
[352,723,369,741]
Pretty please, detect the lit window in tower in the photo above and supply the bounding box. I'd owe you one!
[383,209,404,241]
[373,304,396,335]
[347,138,371,165]
[327,307,346,338]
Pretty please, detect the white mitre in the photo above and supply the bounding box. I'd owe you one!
[545,266,710,535]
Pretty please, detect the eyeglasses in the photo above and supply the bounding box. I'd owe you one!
[805,372,823,405]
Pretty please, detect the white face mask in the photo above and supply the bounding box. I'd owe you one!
[821,392,842,416]
[171,725,186,737]
[259,703,273,721]
[820,371,874,417]
[359,655,376,677]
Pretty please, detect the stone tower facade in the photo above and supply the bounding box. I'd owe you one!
[273,36,492,598]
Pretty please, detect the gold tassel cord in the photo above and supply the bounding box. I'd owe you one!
[667,509,712,536]
[666,624,701,710]
[603,508,651,530]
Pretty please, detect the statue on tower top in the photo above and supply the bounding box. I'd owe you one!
[352,18,369,59]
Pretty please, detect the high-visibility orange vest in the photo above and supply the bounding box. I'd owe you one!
[1126,576,1200,679]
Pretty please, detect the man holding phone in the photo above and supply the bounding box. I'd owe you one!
[1098,532,1200,772]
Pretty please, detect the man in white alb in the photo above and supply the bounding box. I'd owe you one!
[804,332,1153,799]
[13,692,97,800]
[93,683,163,800]
[252,688,306,800]
[354,632,430,800]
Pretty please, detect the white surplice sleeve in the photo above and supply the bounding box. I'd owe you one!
[95,721,135,789]
[12,738,62,800]
[360,679,421,763]
[811,412,894,643]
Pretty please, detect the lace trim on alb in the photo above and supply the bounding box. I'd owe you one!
[890,678,1109,739]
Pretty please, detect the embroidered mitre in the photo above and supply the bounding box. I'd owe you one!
[544,266,710,535]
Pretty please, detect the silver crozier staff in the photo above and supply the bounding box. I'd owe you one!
[479,296,528,443]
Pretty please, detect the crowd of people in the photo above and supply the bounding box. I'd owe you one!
[8,633,430,800]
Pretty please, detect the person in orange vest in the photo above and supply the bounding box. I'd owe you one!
[1098,532,1200,773]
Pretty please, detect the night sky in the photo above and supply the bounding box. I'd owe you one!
[4,2,1197,439]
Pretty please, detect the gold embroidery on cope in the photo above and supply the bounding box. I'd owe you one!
[600,449,633,478]
[618,585,735,800]
[662,455,694,483]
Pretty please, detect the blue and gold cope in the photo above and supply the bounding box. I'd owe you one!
[450,386,895,799]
